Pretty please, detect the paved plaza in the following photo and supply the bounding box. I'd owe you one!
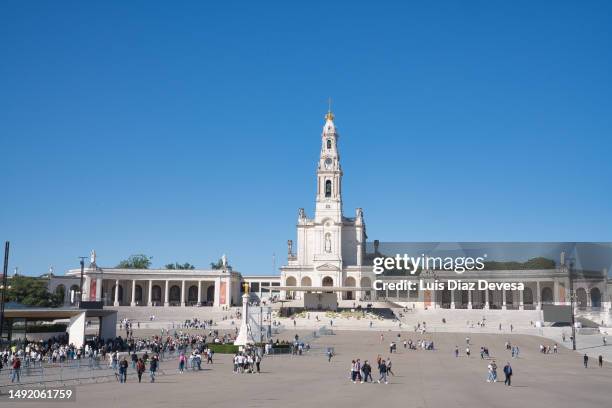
[4,329,612,408]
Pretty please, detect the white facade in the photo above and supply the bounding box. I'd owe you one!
[280,110,372,301]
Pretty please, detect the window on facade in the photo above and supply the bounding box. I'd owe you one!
[327,139,332,149]
[325,180,332,197]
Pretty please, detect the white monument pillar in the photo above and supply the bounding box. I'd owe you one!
[164,280,170,307]
[450,290,455,309]
[181,280,186,307]
[148,280,153,306]
[519,288,524,310]
[502,289,507,310]
[113,280,119,306]
[484,289,490,310]
[536,281,541,310]
[197,280,202,306]
[467,289,472,309]
[234,293,255,346]
[95,277,102,301]
[131,280,136,306]
[214,278,221,307]
[225,277,232,306]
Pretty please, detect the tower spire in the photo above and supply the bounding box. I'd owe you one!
[325,97,334,121]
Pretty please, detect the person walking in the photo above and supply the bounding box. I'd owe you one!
[150,355,158,383]
[362,360,372,383]
[178,352,186,373]
[11,357,21,383]
[598,355,603,368]
[119,357,128,383]
[255,354,261,373]
[136,358,145,383]
[377,359,388,384]
[584,354,589,368]
[503,362,512,386]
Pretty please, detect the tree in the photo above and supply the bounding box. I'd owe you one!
[165,262,196,270]
[7,276,63,307]
[116,254,152,269]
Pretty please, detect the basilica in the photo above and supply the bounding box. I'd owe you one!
[48,110,611,314]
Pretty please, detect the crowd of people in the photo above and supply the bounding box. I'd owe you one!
[348,356,394,384]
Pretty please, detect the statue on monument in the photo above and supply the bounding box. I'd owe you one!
[222,254,227,268]
[90,249,97,265]
[287,239,293,256]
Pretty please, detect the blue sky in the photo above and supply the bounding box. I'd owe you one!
[1,1,611,276]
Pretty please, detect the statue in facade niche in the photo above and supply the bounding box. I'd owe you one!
[298,208,305,220]
[287,240,293,256]
[325,234,332,253]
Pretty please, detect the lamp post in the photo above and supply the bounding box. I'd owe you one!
[566,257,577,351]
[78,256,88,305]
[0,242,10,342]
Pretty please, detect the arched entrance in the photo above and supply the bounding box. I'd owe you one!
[322,276,333,294]
[441,289,451,308]
[360,277,371,300]
[134,285,143,305]
[523,287,533,309]
[541,287,553,304]
[207,285,215,304]
[55,284,66,304]
[169,285,181,305]
[505,290,514,308]
[188,285,198,305]
[344,277,356,300]
[576,287,587,310]
[285,276,296,299]
[152,285,162,304]
[591,287,602,309]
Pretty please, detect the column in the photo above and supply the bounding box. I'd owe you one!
[148,280,153,306]
[131,280,136,306]
[95,278,102,301]
[226,277,232,306]
[214,278,221,307]
[468,289,472,309]
[536,281,541,310]
[180,280,186,306]
[164,280,169,307]
[554,280,559,305]
[450,290,455,309]
[502,289,507,310]
[197,280,202,306]
[485,289,489,309]
[519,287,524,310]
[113,280,119,306]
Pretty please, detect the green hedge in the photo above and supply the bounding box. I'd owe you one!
[208,344,239,354]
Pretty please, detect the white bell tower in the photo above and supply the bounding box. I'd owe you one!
[315,108,343,223]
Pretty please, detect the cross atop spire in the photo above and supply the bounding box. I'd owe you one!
[325,97,334,121]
